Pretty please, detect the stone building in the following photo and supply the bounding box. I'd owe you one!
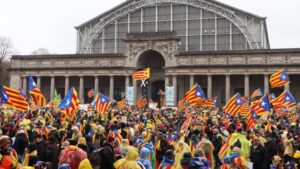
[9,0,300,104]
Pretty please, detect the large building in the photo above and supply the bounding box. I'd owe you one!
[9,0,300,104]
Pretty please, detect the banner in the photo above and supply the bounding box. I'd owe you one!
[166,86,174,106]
[126,87,134,105]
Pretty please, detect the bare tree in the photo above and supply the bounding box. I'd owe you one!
[31,48,50,55]
[0,36,14,86]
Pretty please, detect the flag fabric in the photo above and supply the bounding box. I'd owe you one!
[117,99,129,110]
[223,93,243,116]
[269,69,289,88]
[1,86,29,111]
[28,75,46,107]
[29,96,38,110]
[251,95,271,116]
[271,91,296,108]
[95,93,111,115]
[218,134,232,159]
[241,96,250,103]
[59,88,80,118]
[87,89,95,98]
[181,113,193,131]
[246,110,258,130]
[251,89,263,99]
[184,84,206,105]
[200,97,217,107]
[178,99,187,110]
[136,96,147,109]
[239,105,251,117]
[19,88,27,99]
[132,68,150,80]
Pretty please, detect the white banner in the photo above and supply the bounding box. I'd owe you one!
[166,86,174,106]
[126,87,134,105]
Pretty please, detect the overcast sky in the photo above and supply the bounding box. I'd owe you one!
[0,0,299,55]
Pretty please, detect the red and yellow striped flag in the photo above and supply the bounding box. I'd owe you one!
[2,86,29,111]
[132,68,150,80]
[269,69,289,88]
[136,97,147,109]
[28,75,46,107]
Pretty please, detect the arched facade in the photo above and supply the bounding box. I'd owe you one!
[11,0,300,106]
[76,0,269,54]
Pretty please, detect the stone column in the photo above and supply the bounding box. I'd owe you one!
[37,76,41,89]
[225,74,230,101]
[133,80,137,103]
[79,76,84,102]
[125,75,129,91]
[264,74,269,94]
[207,75,212,98]
[94,76,99,94]
[165,76,169,90]
[244,74,250,97]
[189,75,194,89]
[109,76,114,99]
[22,76,27,92]
[50,76,55,100]
[64,76,69,96]
[173,75,177,105]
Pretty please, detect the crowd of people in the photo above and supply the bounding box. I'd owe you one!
[0,100,299,169]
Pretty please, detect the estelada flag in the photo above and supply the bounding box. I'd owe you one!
[1,86,29,111]
[132,68,150,80]
[270,69,289,88]
[28,75,46,107]
[184,84,206,105]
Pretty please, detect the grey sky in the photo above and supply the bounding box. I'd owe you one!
[0,0,299,54]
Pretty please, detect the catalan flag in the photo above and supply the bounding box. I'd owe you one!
[95,93,111,115]
[136,96,147,109]
[271,91,296,108]
[181,113,192,131]
[19,88,27,99]
[28,75,46,107]
[132,68,150,80]
[178,99,187,110]
[59,88,80,118]
[239,105,251,117]
[201,97,218,107]
[218,134,232,159]
[184,84,206,105]
[251,89,263,99]
[1,86,29,111]
[270,69,289,88]
[246,110,258,131]
[223,93,243,116]
[251,95,271,116]
[117,99,129,110]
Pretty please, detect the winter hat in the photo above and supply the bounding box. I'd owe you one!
[140,147,151,156]
[0,135,11,148]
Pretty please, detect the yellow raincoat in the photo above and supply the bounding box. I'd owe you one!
[78,159,93,169]
[114,148,141,169]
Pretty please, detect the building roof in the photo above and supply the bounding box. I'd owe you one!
[75,0,267,29]
[11,53,125,59]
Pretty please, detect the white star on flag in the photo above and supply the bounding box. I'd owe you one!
[3,93,8,99]
[236,99,241,104]
[196,92,201,96]
[65,100,70,106]
[281,74,286,80]
[261,101,266,107]
[285,96,290,101]
[102,98,106,102]
[32,82,36,87]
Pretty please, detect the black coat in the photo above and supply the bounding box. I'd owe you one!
[13,133,28,157]
[44,143,59,169]
[264,140,278,168]
[36,141,47,161]
[250,144,266,169]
